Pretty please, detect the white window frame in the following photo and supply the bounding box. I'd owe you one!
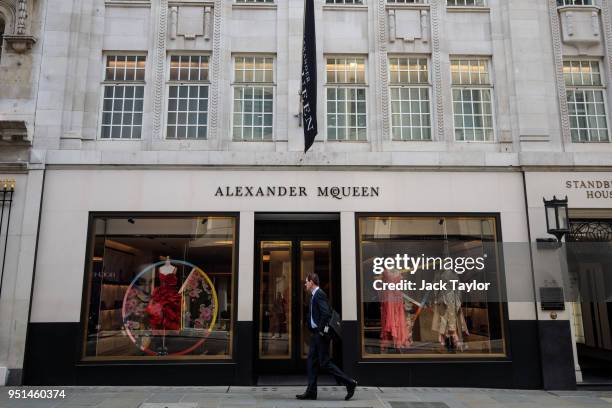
[447,0,487,7]
[98,52,147,140]
[387,0,428,4]
[231,54,276,142]
[164,53,211,140]
[564,59,610,143]
[388,55,433,141]
[325,0,365,4]
[450,57,496,142]
[557,0,596,6]
[234,0,274,3]
[324,55,369,142]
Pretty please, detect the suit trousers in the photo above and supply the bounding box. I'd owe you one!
[307,332,353,392]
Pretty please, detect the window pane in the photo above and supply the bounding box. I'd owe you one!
[233,86,274,141]
[450,59,490,86]
[447,0,486,5]
[326,57,366,84]
[567,89,609,143]
[234,56,274,83]
[452,87,494,141]
[106,55,146,82]
[327,86,367,141]
[82,216,237,361]
[359,216,505,358]
[390,86,432,141]
[389,57,429,85]
[101,85,145,139]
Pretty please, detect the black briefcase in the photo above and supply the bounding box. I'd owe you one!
[323,310,342,340]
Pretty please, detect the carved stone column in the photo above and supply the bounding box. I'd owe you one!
[430,0,445,141]
[208,0,223,143]
[601,0,612,81]
[16,0,27,34]
[548,0,571,144]
[374,0,390,149]
[151,0,169,141]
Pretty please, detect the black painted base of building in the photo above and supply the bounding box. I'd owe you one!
[23,320,576,389]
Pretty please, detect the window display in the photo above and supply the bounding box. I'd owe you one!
[82,215,236,360]
[358,215,506,358]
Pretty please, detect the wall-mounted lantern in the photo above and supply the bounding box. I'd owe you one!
[543,196,569,242]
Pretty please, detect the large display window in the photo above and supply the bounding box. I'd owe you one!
[358,215,506,358]
[82,215,237,360]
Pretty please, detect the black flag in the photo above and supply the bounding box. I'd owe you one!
[301,0,317,153]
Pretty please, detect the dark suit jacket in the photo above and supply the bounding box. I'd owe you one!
[309,288,331,333]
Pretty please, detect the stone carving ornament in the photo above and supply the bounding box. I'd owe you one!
[1,0,36,52]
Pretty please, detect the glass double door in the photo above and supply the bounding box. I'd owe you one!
[255,231,338,374]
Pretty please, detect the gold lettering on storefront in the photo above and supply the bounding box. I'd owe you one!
[214,185,380,199]
[565,180,612,199]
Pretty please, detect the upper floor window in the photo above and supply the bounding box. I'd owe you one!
[326,57,367,141]
[232,56,274,141]
[166,55,210,140]
[326,0,364,4]
[235,0,274,3]
[447,0,486,6]
[388,0,427,3]
[389,57,432,141]
[557,0,593,5]
[564,60,609,142]
[451,58,494,142]
[101,55,146,139]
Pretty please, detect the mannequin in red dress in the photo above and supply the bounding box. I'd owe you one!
[146,259,182,331]
[380,268,411,351]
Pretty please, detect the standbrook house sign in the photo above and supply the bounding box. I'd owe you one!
[214,185,381,200]
[565,179,612,199]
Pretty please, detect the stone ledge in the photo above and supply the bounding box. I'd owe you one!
[0,121,31,146]
[3,35,37,53]
[43,149,526,168]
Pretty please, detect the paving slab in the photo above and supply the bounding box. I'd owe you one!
[1,387,612,408]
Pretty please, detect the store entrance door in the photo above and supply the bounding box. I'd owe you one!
[567,219,612,384]
[254,215,341,376]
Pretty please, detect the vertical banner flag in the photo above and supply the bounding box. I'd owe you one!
[301,0,318,153]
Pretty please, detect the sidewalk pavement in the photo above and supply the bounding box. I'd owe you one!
[1,386,611,408]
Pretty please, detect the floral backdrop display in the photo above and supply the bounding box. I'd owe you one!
[82,215,236,361]
[122,259,218,357]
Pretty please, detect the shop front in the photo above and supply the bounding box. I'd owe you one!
[24,168,543,388]
[525,171,612,386]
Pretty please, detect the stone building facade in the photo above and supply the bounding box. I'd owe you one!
[0,0,612,388]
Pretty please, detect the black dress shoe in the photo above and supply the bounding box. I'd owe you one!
[345,380,357,401]
[296,391,317,400]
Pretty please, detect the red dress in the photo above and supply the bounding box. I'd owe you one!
[146,271,182,331]
[380,270,410,349]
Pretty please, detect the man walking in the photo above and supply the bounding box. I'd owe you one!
[296,272,358,401]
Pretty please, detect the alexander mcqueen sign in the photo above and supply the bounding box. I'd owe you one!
[214,185,380,200]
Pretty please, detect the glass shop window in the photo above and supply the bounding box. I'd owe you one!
[358,215,506,358]
[82,215,236,360]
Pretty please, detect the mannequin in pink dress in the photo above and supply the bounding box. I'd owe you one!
[380,268,412,351]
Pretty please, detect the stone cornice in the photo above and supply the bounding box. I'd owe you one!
[37,149,612,169]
